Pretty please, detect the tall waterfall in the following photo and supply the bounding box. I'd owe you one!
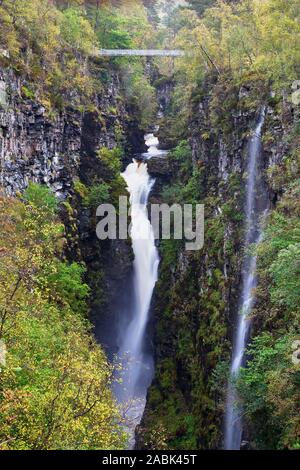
[224,109,267,450]
[115,133,160,447]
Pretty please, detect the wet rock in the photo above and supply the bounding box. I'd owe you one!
[0,66,139,199]
[146,155,171,177]
[140,77,294,450]
[240,440,250,450]
[0,68,82,198]
[239,86,251,100]
[0,80,7,108]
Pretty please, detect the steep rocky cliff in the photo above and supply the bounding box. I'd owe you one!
[0,66,144,199]
[0,68,82,198]
[138,76,298,450]
[1,61,298,450]
[0,63,144,359]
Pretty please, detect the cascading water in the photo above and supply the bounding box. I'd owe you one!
[114,132,161,447]
[142,130,168,158]
[224,109,268,450]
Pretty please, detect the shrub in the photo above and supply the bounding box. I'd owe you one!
[87,183,110,209]
[23,183,58,216]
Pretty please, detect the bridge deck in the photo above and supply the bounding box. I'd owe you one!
[98,49,185,57]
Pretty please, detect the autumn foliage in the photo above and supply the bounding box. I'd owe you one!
[0,185,125,450]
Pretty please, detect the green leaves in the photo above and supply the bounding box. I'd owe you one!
[87,183,111,209]
[270,243,300,311]
[256,182,300,317]
[237,334,300,449]
[172,0,300,90]
[23,183,58,216]
[235,180,300,449]
[0,189,125,450]
[98,147,122,176]
[41,261,90,316]
[61,7,95,53]
[0,0,98,109]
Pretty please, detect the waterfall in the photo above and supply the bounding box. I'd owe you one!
[114,133,160,447]
[224,109,267,450]
[142,131,168,158]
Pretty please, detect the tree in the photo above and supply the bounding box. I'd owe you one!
[186,0,216,16]
[270,244,300,311]
[237,334,300,449]
[0,188,126,449]
[61,7,95,52]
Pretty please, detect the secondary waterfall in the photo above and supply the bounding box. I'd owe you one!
[115,132,160,447]
[224,109,267,450]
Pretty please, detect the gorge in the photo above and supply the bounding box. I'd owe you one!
[0,0,299,453]
[114,133,161,448]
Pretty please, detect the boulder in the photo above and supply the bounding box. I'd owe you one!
[146,154,171,177]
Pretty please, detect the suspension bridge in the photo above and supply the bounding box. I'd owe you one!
[98,49,185,57]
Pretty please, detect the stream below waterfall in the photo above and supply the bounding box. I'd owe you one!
[224,109,268,450]
[114,129,165,448]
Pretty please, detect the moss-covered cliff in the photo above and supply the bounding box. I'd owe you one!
[138,74,300,450]
[1,0,300,452]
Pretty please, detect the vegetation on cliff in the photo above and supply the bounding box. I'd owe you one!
[0,184,125,449]
[237,180,300,449]
[0,0,156,126]
[138,0,300,451]
[0,0,299,452]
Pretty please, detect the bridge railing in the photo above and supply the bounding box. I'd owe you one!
[98,49,185,57]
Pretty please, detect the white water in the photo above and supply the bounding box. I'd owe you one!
[142,129,169,158]
[115,134,160,447]
[224,110,267,450]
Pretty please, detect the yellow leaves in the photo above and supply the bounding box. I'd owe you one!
[0,193,125,449]
[173,0,300,89]
[0,6,20,58]
[117,0,152,48]
[248,0,300,85]
[201,132,211,141]
[0,0,99,109]
[61,7,96,54]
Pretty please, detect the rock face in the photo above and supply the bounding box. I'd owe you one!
[0,68,83,199]
[0,67,145,198]
[146,154,171,177]
[0,64,141,362]
[138,77,297,450]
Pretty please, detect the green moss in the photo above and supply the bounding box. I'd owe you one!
[74,179,89,204]
[97,147,122,175]
[21,85,35,100]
